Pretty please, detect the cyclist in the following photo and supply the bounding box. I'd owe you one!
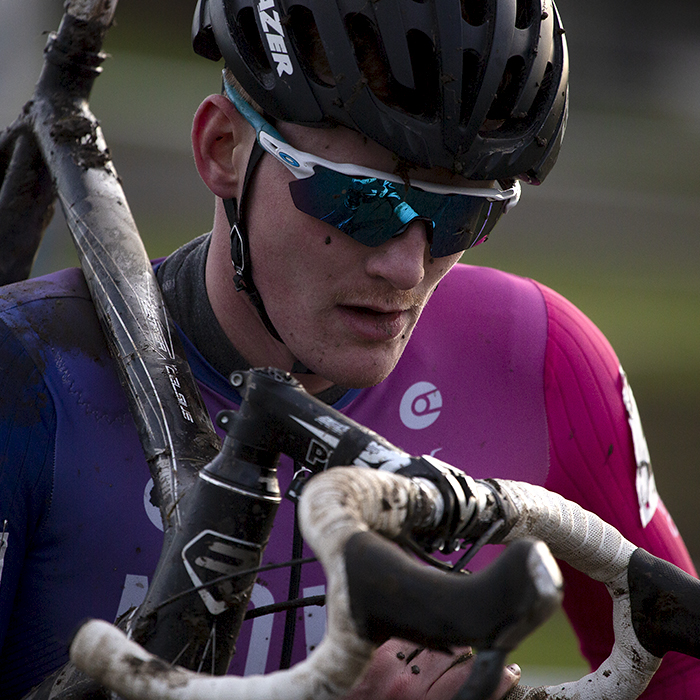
[0,1,698,698]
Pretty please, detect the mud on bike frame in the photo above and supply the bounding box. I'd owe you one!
[3,3,700,700]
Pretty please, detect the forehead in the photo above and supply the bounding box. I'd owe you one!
[275,121,489,189]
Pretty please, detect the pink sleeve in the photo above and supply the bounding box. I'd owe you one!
[536,281,700,698]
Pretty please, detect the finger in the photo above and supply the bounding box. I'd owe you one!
[425,653,520,700]
[489,663,522,700]
[344,641,474,699]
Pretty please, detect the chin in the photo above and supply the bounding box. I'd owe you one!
[290,333,410,390]
[319,354,401,389]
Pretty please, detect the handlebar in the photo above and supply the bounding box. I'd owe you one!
[493,479,700,699]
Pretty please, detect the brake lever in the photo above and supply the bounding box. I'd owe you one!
[344,533,563,698]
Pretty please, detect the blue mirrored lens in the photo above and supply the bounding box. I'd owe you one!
[289,167,506,257]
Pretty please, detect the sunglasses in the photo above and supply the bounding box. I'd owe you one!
[224,79,520,257]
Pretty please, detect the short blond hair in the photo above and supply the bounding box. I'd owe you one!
[223,67,264,114]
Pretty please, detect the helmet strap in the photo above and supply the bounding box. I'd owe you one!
[222,142,315,375]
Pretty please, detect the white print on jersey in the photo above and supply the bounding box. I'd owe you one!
[243,584,327,674]
[114,576,277,675]
[0,523,8,586]
[114,580,325,673]
[244,584,275,676]
[258,0,293,76]
[144,478,164,532]
[400,381,443,429]
[303,585,327,655]
[620,366,659,527]
[116,574,149,620]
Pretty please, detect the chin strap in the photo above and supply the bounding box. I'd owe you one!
[223,142,314,375]
[223,194,281,336]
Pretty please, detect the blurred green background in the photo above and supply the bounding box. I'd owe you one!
[2,0,699,684]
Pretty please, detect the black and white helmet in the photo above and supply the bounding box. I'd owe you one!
[193,0,569,184]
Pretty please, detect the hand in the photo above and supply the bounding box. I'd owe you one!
[344,638,521,700]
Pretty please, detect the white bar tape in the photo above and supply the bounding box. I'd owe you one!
[492,479,661,700]
[70,469,662,700]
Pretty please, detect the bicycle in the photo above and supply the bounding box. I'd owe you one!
[3,3,700,699]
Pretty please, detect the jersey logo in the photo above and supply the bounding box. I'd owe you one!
[400,381,443,430]
[258,0,293,76]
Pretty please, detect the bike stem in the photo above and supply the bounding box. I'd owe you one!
[131,402,282,672]
[226,368,483,548]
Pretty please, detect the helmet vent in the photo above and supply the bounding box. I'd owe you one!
[493,60,554,137]
[515,0,538,29]
[460,0,489,26]
[405,29,439,117]
[345,13,438,119]
[236,6,272,82]
[459,49,484,125]
[487,55,526,121]
[287,6,335,87]
[526,60,555,121]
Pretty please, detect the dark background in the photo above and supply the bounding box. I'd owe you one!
[2,0,699,674]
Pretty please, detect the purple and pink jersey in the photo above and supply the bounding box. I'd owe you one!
[0,263,697,697]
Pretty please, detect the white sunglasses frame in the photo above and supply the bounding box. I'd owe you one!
[223,76,521,212]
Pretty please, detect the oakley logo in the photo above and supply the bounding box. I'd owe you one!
[278,152,300,168]
[258,0,293,76]
[400,382,443,430]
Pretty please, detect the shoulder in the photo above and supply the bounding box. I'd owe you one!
[0,268,130,425]
[0,267,109,368]
[528,278,623,403]
[435,262,544,304]
[434,265,618,375]
[417,263,551,366]
[0,266,92,313]
[0,266,91,312]
[429,263,549,333]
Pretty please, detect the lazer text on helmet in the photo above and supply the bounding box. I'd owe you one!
[258,0,293,76]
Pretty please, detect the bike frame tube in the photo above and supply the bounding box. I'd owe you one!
[2,0,228,682]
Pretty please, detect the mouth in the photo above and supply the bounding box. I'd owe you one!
[350,304,404,316]
[337,304,412,341]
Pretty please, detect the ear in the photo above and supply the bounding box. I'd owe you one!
[192,94,255,199]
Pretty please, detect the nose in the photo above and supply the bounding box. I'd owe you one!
[364,221,430,290]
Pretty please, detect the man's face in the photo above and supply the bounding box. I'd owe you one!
[244,123,465,388]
